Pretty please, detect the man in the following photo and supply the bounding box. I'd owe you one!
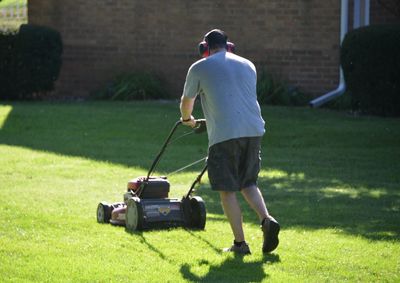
[180,29,280,255]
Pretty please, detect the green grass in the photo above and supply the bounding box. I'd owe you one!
[0,101,399,282]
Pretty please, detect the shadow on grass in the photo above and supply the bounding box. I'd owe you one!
[128,229,279,282]
[180,257,259,282]
[199,177,400,242]
[1,102,399,242]
[135,231,168,261]
[180,253,280,282]
[0,102,208,170]
[182,227,280,283]
[184,229,222,254]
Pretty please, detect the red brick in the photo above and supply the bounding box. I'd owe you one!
[28,0,397,98]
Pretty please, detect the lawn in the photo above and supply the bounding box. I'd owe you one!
[0,101,399,282]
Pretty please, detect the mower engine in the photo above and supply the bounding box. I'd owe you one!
[97,176,205,231]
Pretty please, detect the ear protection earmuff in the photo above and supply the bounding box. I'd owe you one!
[198,41,236,58]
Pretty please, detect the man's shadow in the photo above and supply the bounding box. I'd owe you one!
[180,248,280,282]
[128,229,280,282]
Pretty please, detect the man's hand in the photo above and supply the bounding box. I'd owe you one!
[181,115,196,127]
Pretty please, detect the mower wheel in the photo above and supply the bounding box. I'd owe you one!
[97,202,112,223]
[190,196,206,230]
[125,197,143,232]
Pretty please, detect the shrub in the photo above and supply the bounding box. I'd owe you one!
[341,24,400,116]
[0,31,18,99]
[17,24,63,98]
[323,91,355,111]
[257,68,308,106]
[92,72,167,100]
[0,24,63,100]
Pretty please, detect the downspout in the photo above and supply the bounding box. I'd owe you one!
[354,0,371,28]
[364,0,370,25]
[309,0,349,108]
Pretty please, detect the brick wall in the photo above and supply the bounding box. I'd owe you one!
[27,1,361,98]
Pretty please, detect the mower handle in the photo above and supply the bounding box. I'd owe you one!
[192,119,207,134]
[146,119,207,180]
[177,118,207,133]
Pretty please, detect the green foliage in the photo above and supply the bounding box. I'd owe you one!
[0,31,18,98]
[92,72,167,100]
[17,24,63,98]
[0,24,63,100]
[257,69,308,106]
[323,91,354,110]
[341,24,400,116]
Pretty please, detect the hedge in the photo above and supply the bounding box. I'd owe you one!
[0,32,18,99]
[0,24,63,100]
[341,25,400,116]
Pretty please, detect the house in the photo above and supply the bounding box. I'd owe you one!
[28,0,399,101]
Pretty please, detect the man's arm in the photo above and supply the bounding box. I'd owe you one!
[180,95,196,127]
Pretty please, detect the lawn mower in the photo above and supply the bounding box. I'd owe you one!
[96,119,208,232]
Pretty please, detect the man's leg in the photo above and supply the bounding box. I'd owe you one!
[219,191,245,242]
[241,185,269,221]
[241,185,280,253]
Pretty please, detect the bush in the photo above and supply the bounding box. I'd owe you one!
[17,24,63,98]
[0,31,18,99]
[0,24,63,100]
[257,68,308,106]
[92,72,167,100]
[341,25,400,116]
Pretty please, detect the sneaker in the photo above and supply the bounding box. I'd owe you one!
[261,216,280,253]
[223,241,251,255]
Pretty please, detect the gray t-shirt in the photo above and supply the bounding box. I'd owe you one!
[183,51,265,147]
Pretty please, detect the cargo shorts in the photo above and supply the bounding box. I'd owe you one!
[207,136,262,191]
